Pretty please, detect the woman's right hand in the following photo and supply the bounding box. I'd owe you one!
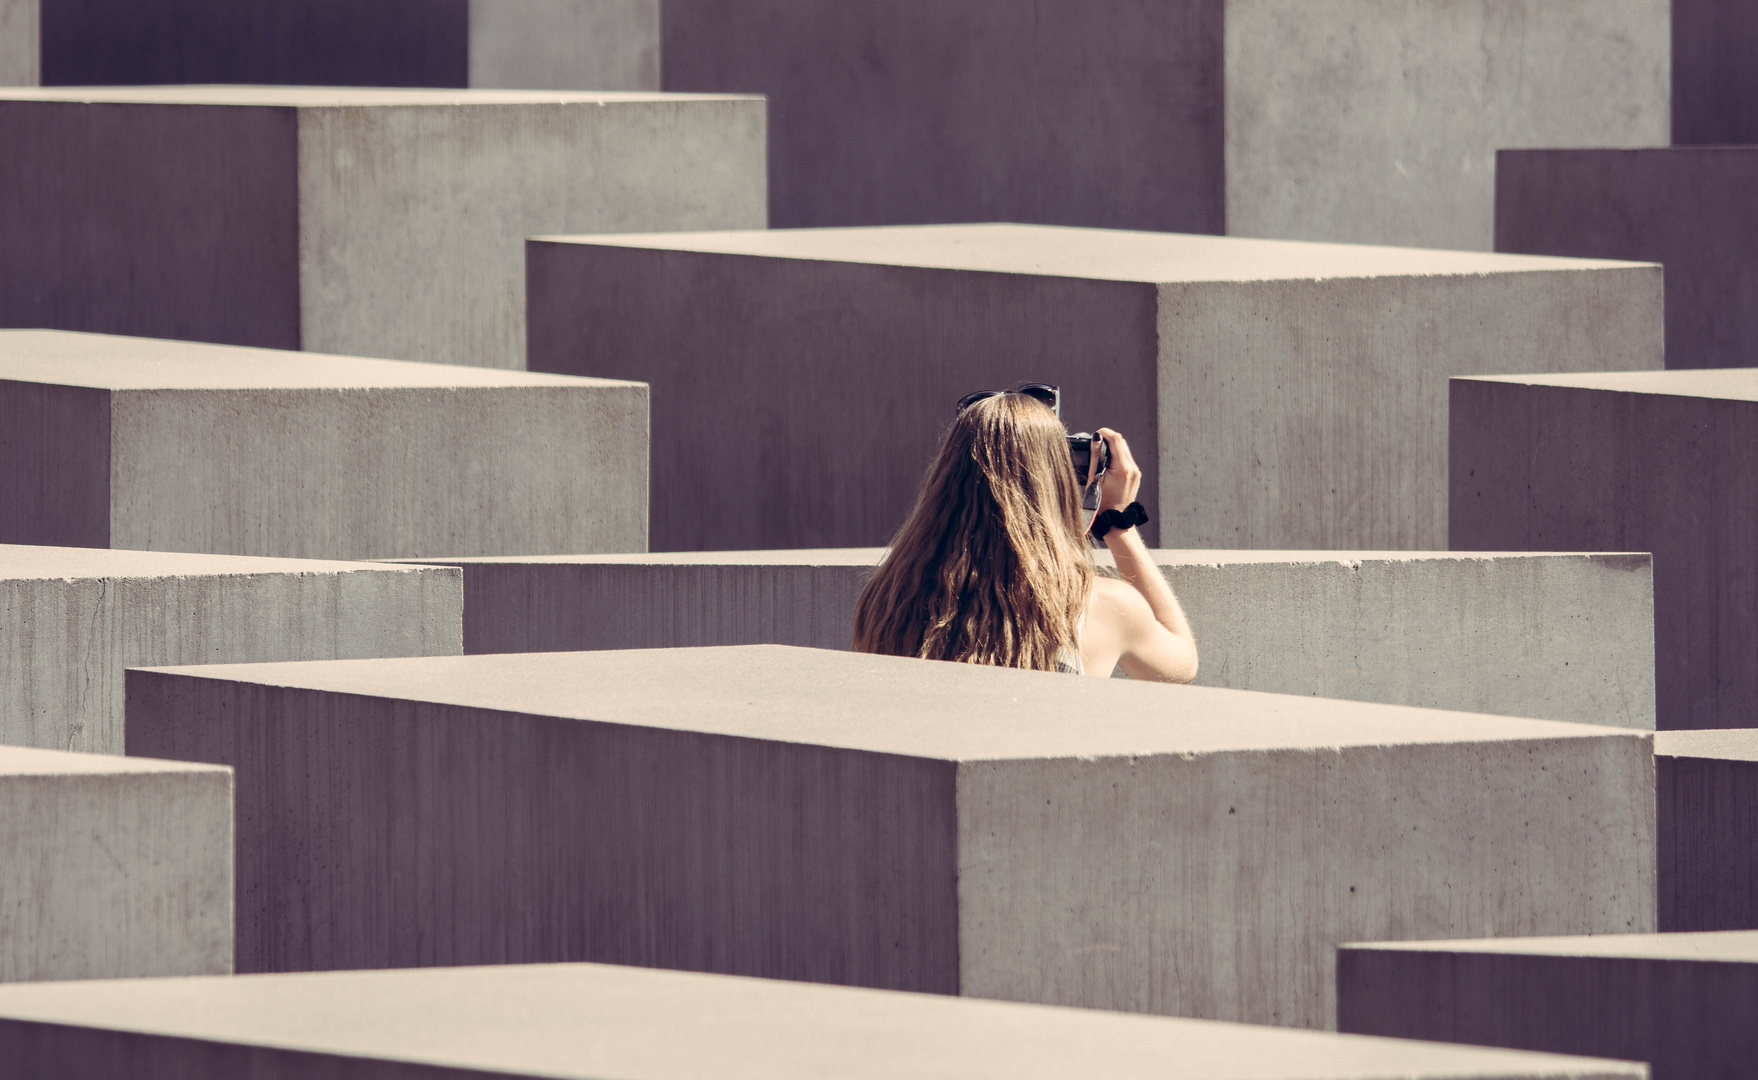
[1091,427,1142,511]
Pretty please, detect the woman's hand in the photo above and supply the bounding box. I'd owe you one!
[1090,427,1142,511]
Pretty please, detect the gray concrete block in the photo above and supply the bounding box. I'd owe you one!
[1654,730,1758,933]
[0,746,231,982]
[1496,148,1758,370]
[0,331,648,561]
[662,0,1666,249]
[526,225,1662,551]
[0,86,763,369]
[0,543,461,754]
[126,646,1655,1029]
[399,548,1655,730]
[0,0,34,85]
[29,0,657,89]
[1673,0,1758,145]
[0,963,1647,1080]
[1337,931,1758,1078]
[1450,371,1758,730]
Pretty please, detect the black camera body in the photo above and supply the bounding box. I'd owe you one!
[1068,432,1110,482]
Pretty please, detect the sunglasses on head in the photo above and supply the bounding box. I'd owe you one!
[954,383,1060,418]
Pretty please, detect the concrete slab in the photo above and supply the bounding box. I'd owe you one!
[0,543,461,754]
[0,745,231,982]
[662,0,1666,249]
[0,85,763,369]
[1497,148,1758,370]
[0,0,33,85]
[1450,370,1758,730]
[1337,930,1758,1078]
[126,645,1655,1029]
[1654,730,1758,932]
[0,963,1646,1080]
[396,548,1656,730]
[527,224,1662,550]
[1673,0,1758,145]
[30,0,657,90]
[0,330,648,560]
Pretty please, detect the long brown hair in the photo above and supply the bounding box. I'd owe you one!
[853,392,1094,669]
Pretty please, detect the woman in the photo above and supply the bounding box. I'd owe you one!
[853,389,1197,681]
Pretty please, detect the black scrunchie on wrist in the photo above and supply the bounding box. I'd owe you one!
[1091,502,1150,540]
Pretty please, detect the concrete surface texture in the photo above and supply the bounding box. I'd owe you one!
[36,0,657,89]
[526,224,1662,551]
[0,86,764,369]
[1226,0,1668,251]
[0,543,462,754]
[0,746,232,982]
[1337,930,1758,1078]
[1672,0,1758,144]
[0,0,34,85]
[125,645,1656,1029]
[0,963,1646,1080]
[1450,370,1758,730]
[399,548,1656,730]
[1497,148,1758,370]
[0,331,648,559]
[1654,730,1758,932]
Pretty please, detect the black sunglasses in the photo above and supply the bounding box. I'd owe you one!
[954,383,1060,418]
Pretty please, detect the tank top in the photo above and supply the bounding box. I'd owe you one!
[1054,603,1091,675]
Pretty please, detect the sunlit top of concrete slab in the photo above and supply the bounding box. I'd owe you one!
[1654,729,1758,762]
[0,331,640,391]
[0,745,229,778]
[0,962,1643,1079]
[1461,368,1758,402]
[0,86,760,107]
[1345,930,1758,964]
[533,223,1655,284]
[0,543,441,581]
[390,549,1649,569]
[138,645,1641,761]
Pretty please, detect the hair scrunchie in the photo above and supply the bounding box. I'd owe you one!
[1091,502,1150,540]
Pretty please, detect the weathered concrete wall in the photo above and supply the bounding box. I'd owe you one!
[1338,932,1758,1076]
[0,331,648,559]
[126,646,1654,1030]
[0,0,36,84]
[1497,148,1758,370]
[1673,0,1758,144]
[1451,371,1758,729]
[1655,730,1758,933]
[469,0,658,90]
[400,549,1655,730]
[0,544,462,754]
[0,87,764,369]
[0,746,232,982]
[1226,0,1668,251]
[0,962,1646,1080]
[527,225,1661,550]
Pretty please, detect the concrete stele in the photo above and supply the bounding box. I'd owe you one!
[397,548,1655,730]
[0,330,648,560]
[0,85,764,369]
[1338,930,1758,1078]
[0,963,1643,1080]
[1654,730,1758,932]
[526,224,1661,550]
[0,745,231,982]
[1450,369,1758,730]
[126,645,1655,1030]
[0,542,462,753]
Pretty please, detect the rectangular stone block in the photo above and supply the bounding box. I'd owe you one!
[1497,148,1758,369]
[0,543,461,754]
[1673,0,1758,145]
[1337,931,1758,1078]
[662,0,1667,249]
[0,746,231,982]
[0,963,1645,1080]
[27,0,657,90]
[0,0,33,85]
[126,646,1655,1029]
[0,330,647,560]
[1654,730,1758,933]
[404,548,1655,730]
[1450,371,1758,729]
[0,86,763,369]
[527,225,1661,550]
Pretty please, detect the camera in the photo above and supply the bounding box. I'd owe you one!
[1068,432,1110,482]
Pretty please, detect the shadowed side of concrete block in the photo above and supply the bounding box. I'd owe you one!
[1673,0,1758,144]
[1656,731,1758,932]
[0,381,109,548]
